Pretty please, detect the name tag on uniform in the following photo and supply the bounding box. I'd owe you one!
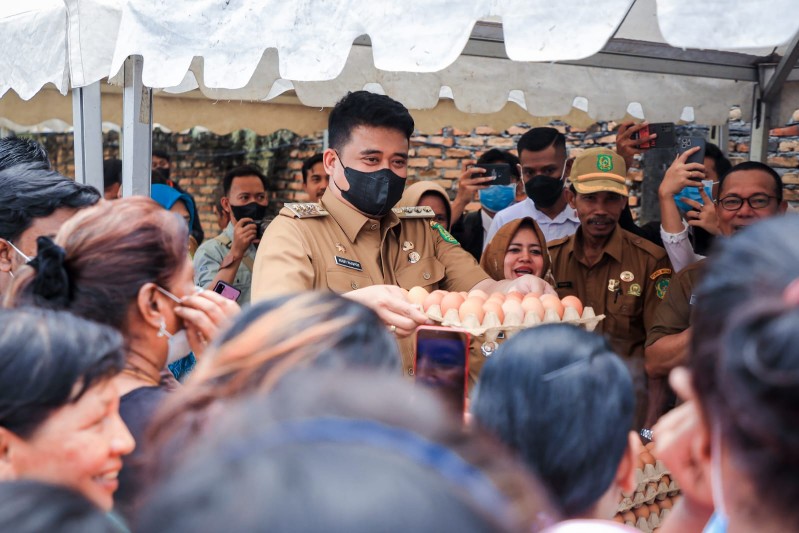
[334,256,363,271]
[557,281,573,289]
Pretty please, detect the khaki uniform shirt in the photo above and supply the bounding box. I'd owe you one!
[193,223,257,305]
[548,227,672,427]
[645,259,705,347]
[252,189,489,373]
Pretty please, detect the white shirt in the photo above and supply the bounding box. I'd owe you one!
[484,198,580,250]
[660,221,705,273]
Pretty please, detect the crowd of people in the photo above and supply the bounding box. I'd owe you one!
[0,90,796,533]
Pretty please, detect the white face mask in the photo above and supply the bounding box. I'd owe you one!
[155,286,193,364]
[4,240,32,277]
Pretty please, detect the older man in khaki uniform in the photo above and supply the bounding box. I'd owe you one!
[253,91,553,374]
[548,147,672,427]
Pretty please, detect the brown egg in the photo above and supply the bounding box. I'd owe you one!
[612,514,625,524]
[482,300,505,323]
[423,290,446,312]
[621,511,636,524]
[658,498,673,510]
[407,286,429,307]
[633,505,650,519]
[560,295,584,316]
[505,291,524,302]
[440,292,465,315]
[468,289,488,301]
[486,292,506,304]
[540,293,564,319]
[640,451,656,466]
[648,503,660,514]
[521,295,545,320]
[501,299,524,319]
[458,298,486,323]
[645,441,656,451]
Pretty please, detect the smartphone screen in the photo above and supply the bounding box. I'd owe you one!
[631,122,676,149]
[213,280,242,302]
[476,163,512,186]
[414,326,470,413]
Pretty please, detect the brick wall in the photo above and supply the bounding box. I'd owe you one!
[18,112,799,241]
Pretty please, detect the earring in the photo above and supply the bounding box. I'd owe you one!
[157,317,170,338]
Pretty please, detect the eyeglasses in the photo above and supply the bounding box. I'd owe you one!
[717,193,777,211]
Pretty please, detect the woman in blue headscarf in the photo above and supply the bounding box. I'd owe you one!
[151,184,199,257]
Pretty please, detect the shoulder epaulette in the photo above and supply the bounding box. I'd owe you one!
[626,232,668,260]
[281,203,329,219]
[547,235,571,248]
[393,206,435,219]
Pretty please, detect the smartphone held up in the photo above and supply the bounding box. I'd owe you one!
[414,326,470,415]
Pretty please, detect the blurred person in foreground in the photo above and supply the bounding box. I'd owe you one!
[653,215,799,533]
[0,163,100,297]
[0,308,134,513]
[5,197,238,520]
[472,324,640,520]
[137,370,559,533]
[0,135,50,170]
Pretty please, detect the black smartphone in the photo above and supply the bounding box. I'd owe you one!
[414,326,470,414]
[677,136,706,167]
[213,280,241,302]
[476,163,512,185]
[631,122,676,149]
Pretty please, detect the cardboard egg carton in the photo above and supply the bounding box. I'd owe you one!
[618,474,680,513]
[616,495,678,532]
[425,305,605,339]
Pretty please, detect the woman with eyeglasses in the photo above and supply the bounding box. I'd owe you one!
[5,196,238,521]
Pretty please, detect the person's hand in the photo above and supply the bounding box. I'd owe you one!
[659,147,706,198]
[503,274,558,296]
[231,217,258,259]
[616,122,656,169]
[343,285,430,337]
[684,188,720,235]
[453,160,495,206]
[174,289,240,356]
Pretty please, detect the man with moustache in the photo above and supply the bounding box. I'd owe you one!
[548,147,672,428]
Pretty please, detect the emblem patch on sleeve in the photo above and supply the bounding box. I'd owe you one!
[655,278,670,299]
[430,221,459,245]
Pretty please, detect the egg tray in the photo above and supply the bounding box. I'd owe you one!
[615,505,675,533]
[424,304,605,340]
[618,475,680,512]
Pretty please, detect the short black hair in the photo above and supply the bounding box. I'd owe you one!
[472,324,633,517]
[718,161,783,202]
[102,158,122,189]
[152,148,170,162]
[477,149,521,179]
[301,154,324,184]
[0,307,125,438]
[223,165,269,196]
[0,480,120,533]
[0,136,50,171]
[0,163,101,241]
[516,127,566,157]
[704,142,731,178]
[328,91,415,153]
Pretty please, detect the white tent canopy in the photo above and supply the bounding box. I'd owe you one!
[2,0,799,189]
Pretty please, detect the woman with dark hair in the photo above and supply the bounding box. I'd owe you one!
[654,214,799,533]
[0,480,124,533]
[145,292,401,480]
[0,307,134,512]
[472,324,639,519]
[138,370,559,533]
[5,197,238,519]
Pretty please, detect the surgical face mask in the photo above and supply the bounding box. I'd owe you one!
[479,184,516,213]
[155,286,192,364]
[674,180,714,213]
[335,152,406,218]
[524,161,568,209]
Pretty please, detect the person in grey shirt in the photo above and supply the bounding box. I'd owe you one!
[194,165,269,305]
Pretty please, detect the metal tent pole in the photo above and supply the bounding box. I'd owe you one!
[121,55,153,197]
[71,81,104,191]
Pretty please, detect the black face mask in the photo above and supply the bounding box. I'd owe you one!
[525,175,565,209]
[336,153,405,218]
[230,202,268,237]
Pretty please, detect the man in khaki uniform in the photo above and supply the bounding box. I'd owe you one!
[548,147,671,428]
[253,91,554,374]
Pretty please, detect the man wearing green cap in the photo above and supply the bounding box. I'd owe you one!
[548,147,672,428]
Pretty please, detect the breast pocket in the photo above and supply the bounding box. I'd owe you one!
[325,269,373,294]
[606,294,643,339]
[395,257,445,292]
